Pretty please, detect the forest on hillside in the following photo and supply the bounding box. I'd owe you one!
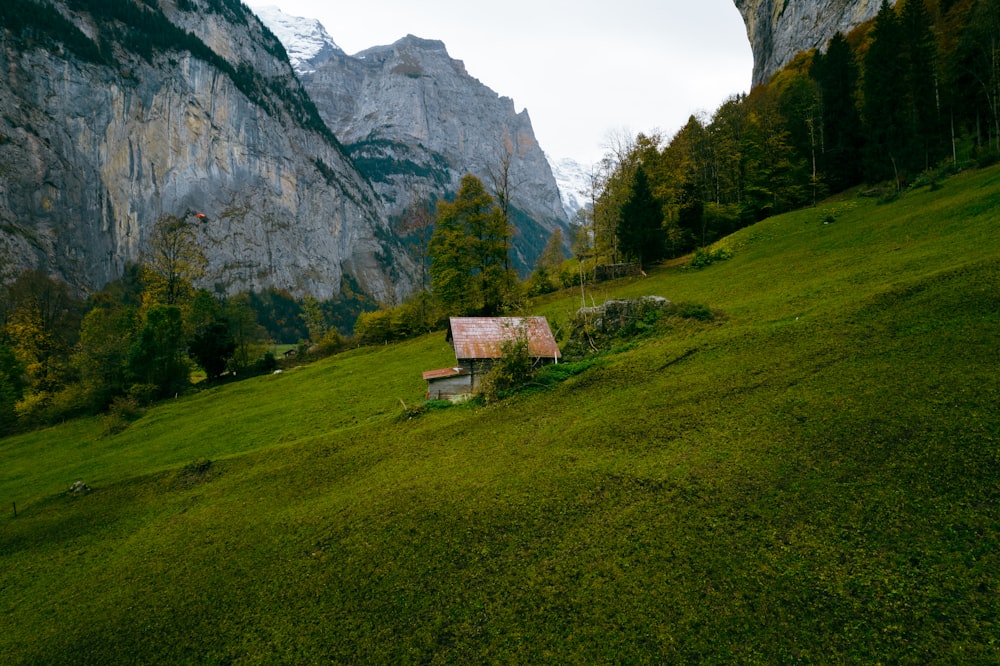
[586,0,1000,265]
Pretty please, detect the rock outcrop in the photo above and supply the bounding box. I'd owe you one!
[0,0,414,300]
[282,23,569,272]
[574,297,672,336]
[734,0,889,86]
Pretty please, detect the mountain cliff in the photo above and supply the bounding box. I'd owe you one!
[0,0,414,300]
[255,8,569,272]
[734,0,888,86]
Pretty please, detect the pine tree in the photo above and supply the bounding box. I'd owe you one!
[900,0,942,171]
[617,165,665,269]
[812,32,864,192]
[864,0,909,184]
[948,0,1000,155]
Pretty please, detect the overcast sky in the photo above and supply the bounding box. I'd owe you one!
[251,1,753,165]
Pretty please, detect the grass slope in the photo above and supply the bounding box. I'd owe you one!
[2,167,999,663]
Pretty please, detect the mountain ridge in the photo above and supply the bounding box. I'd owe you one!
[254,7,570,272]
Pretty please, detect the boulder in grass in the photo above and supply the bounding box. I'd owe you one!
[574,296,671,335]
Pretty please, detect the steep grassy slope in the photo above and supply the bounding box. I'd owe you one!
[1,166,998,663]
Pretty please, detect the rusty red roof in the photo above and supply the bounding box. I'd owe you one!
[447,317,561,361]
[422,367,468,381]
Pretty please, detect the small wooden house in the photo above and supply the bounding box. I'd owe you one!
[423,316,561,399]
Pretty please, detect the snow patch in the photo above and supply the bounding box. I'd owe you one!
[547,155,593,220]
[251,5,343,74]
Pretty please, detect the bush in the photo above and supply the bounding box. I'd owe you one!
[675,302,715,322]
[14,384,94,429]
[254,351,278,374]
[478,333,535,403]
[127,383,159,407]
[354,309,393,345]
[689,247,733,269]
[102,395,143,436]
[532,358,598,388]
[316,329,346,356]
[396,399,453,421]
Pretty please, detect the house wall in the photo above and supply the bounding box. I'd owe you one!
[426,373,475,400]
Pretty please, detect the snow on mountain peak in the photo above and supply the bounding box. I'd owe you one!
[251,5,343,74]
[547,155,593,221]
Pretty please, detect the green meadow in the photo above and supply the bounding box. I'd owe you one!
[2,166,999,663]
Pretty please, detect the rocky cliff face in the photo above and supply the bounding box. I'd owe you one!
[271,17,568,272]
[0,0,413,300]
[734,0,889,86]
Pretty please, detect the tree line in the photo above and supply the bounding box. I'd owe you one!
[582,0,1000,265]
[0,214,373,436]
[0,185,565,435]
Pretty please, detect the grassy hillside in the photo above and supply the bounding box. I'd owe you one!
[2,166,999,663]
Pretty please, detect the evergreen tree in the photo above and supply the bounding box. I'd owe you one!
[776,70,824,205]
[900,0,943,170]
[429,174,515,316]
[864,0,909,183]
[127,305,188,397]
[708,96,749,209]
[811,32,865,192]
[742,86,803,219]
[661,116,710,253]
[948,0,1000,155]
[617,165,665,268]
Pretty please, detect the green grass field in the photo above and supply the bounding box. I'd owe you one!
[2,166,999,663]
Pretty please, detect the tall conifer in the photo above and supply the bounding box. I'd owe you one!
[618,165,665,269]
[900,0,942,170]
[812,32,864,191]
[864,0,908,184]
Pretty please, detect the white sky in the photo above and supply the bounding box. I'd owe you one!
[251,1,753,166]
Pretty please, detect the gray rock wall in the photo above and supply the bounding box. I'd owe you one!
[734,0,889,86]
[300,35,568,270]
[0,0,414,301]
